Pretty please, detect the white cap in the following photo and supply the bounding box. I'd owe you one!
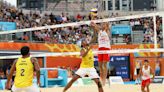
[90,8,98,12]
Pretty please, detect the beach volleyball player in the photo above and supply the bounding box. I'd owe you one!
[5,46,40,92]
[139,60,154,92]
[63,37,103,92]
[91,21,111,86]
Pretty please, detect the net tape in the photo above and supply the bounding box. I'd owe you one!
[0,48,163,59]
[0,12,163,35]
[0,51,47,54]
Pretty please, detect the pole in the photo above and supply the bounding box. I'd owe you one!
[162,13,164,48]
[43,57,47,68]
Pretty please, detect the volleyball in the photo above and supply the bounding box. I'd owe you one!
[90,8,98,17]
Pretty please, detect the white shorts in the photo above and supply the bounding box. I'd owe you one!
[12,84,40,92]
[76,68,99,79]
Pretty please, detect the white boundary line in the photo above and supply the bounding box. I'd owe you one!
[0,48,163,59]
[0,12,162,35]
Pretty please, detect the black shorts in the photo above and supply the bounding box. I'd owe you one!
[137,69,140,75]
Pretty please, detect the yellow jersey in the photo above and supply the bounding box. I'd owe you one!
[14,57,34,88]
[80,48,94,68]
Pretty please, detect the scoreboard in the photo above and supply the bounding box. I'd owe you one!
[94,55,130,79]
[110,56,130,79]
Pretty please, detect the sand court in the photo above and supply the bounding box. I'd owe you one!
[1,84,163,92]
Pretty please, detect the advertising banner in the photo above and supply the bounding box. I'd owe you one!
[110,56,130,79]
[0,22,16,31]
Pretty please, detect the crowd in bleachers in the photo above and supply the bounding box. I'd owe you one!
[0,1,95,43]
[129,16,162,44]
[0,1,163,45]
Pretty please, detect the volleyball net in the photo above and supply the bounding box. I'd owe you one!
[0,12,164,59]
[0,48,163,59]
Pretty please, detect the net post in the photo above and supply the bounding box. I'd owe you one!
[162,12,164,48]
[153,14,157,49]
[43,57,47,68]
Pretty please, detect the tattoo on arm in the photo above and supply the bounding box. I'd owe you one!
[32,58,40,82]
[31,58,40,71]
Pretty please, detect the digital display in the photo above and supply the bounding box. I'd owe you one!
[94,55,130,79]
[110,56,130,79]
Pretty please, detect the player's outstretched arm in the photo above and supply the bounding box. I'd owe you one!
[32,58,40,86]
[90,29,98,44]
[5,60,17,89]
[90,22,100,33]
[105,22,111,36]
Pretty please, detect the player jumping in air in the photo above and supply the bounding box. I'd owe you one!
[91,22,111,86]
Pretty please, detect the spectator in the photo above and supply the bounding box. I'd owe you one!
[21,32,29,41]
[130,19,135,27]
[76,14,82,21]
[110,13,115,17]
[2,64,8,78]
[155,60,161,76]
[86,34,92,44]
[134,19,141,26]
[135,60,142,84]
[61,12,67,22]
